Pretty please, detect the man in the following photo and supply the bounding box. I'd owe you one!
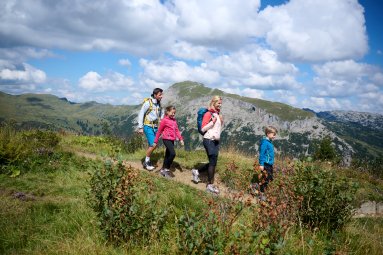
[137,88,163,170]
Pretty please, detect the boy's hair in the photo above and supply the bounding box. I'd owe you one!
[265,126,277,135]
[165,105,176,115]
[151,88,163,97]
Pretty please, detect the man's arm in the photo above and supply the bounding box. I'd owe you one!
[137,101,150,130]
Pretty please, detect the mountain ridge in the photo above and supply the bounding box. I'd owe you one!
[1,82,382,162]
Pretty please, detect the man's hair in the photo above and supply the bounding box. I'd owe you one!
[265,126,277,135]
[151,88,163,97]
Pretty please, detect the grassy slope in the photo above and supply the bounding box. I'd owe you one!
[1,133,383,254]
[0,91,138,133]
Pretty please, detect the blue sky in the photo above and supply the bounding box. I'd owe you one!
[0,0,382,113]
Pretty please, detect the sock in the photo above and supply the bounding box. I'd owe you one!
[145,156,150,162]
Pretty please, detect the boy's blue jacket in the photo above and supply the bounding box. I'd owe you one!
[259,137,274,166]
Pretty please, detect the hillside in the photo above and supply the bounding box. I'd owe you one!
[315,110,383,158]
[1,82,382,161]
[0,91,138,136]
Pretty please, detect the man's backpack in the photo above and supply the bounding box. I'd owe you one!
[197,108,211,135]
[143,98,161,126]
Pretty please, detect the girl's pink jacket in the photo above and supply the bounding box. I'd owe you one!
[154,116,183,144]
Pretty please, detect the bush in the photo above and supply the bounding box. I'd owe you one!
[88,160,168,244]
[123,133,145,154]
[314,136,338,162]
[293,162,358,230]
[177,161,300,254]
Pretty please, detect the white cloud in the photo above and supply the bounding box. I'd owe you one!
[0,47,54,63]
[311,60,382,97]
[301,97,353,112]
[78,71,135,92]
[170,0,260,48]
[169,41,211,61]
[359,92,383,112]
[221,87,264,99]
[256,0,368,61]
[0,0,177,54]
[139,58,220,87]
[0,63,46,84]
[118,59,131,68]
[208,46,297,77]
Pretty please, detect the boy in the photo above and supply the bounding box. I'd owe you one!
[252,126,277,201]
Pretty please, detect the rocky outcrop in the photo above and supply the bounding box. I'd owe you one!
[354,201,383,218]
[162,84,355,161]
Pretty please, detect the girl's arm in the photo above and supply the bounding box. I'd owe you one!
[154,119,166,144]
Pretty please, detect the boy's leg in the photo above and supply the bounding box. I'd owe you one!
[259,164,273,192]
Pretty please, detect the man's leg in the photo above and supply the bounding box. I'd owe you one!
[143,126,157,170]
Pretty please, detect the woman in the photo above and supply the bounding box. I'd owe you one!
[192,96,223,194]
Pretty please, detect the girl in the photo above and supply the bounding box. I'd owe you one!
[192,96,223,194]
[153,105,184,178]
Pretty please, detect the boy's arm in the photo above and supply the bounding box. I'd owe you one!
[259,141,266,169]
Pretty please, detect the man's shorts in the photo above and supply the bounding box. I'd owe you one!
[143,125,158,147]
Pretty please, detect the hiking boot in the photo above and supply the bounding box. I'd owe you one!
[192,169,200,184]
[160,169,172,179]
[206,184,219,194]
[143,160,155,171]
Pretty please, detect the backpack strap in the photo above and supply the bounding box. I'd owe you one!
[143,98,160,127]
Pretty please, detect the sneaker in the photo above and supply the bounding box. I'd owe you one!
[143,160,155,171]
[160,169,172,179]
[192,169,200,183]
[258,193,267,202]
[206,184,219,194]
[250,183,259,194]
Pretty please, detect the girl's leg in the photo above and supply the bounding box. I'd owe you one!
[162,139,176,169]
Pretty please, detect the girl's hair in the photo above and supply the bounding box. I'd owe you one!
[209,95,222,109]
[265,126,278,135]
[165,105,176,115]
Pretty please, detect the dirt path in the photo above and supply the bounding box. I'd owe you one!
[74,150,251,201]
[73,150,383,217]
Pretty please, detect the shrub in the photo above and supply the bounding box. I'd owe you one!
[88,160,168,244]
[177,161,300,254]
[123,133,145,154]
[313,136,338,162]
[293,162,358,230]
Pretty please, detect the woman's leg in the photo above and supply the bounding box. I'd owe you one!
[202,139,219,184]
